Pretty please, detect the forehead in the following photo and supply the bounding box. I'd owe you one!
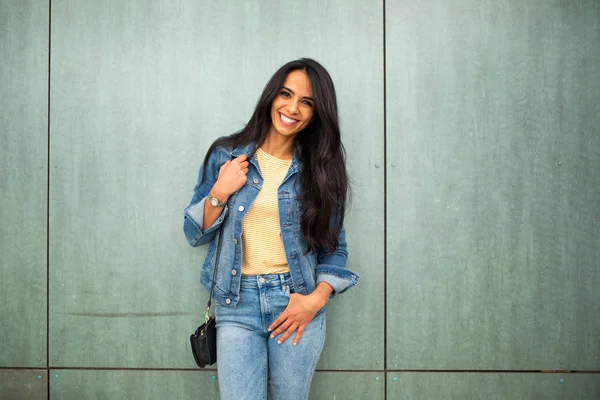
[283,70,313,97]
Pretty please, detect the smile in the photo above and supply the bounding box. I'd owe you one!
[279,112,299,126]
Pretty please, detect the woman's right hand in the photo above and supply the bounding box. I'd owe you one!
[211,154,249,201]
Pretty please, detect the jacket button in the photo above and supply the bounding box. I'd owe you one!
[231,269,237,276]
[253,178,259,184]
[233,239,238,245]
[238,206,244,212]
[225,298,231,305]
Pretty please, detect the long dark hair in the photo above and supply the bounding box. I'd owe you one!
[201,58,348,253]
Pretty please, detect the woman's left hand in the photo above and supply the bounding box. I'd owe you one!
[268,283,333,346]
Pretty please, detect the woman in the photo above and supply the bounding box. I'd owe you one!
[183,58,359,400]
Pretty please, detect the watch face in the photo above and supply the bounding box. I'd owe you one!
[210,197,218,207]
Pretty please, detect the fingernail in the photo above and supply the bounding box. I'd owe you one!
[270,334,274,338]
[277,340,282,345]
[293,342,297,346]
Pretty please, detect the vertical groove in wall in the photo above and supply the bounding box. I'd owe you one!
[47,1,51,398]
[382,0,387,398]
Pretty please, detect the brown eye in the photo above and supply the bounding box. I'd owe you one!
[280,90,291,98]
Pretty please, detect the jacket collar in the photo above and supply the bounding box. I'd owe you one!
[231,141,301,174]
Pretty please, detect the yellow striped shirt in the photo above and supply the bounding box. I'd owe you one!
[241,148,292,275]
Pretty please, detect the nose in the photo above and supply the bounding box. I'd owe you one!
[286,99,299,114]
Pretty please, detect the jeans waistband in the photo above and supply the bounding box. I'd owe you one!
[240,273,292,290]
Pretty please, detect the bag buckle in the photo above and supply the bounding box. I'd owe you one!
[204,306,211,324]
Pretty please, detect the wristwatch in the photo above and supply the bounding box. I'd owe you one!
[207,192,227,208]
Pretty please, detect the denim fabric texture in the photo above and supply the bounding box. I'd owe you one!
[183,141,360,311]
[215,273,326,400]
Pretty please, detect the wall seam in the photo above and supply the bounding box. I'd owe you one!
[46,1,52,399]
[383,0,388,398]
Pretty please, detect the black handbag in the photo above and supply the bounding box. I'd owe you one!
[190,222,225,368]
[190,316,216,368]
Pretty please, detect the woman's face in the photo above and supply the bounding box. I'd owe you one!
[268,69,315,140]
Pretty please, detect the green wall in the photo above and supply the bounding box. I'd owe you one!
[0,0,598,398]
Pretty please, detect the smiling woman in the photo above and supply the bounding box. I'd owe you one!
[268,70,315,141]
[183,59,359,400]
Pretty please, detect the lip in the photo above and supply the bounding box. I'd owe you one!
[278,112,299,127]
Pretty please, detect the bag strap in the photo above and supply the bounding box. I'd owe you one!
[205,215,225,323]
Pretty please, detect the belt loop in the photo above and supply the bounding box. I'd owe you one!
[279,274,286,290]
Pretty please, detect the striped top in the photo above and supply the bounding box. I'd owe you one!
[241,148,292,275]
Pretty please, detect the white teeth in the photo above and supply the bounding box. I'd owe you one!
[280,113,297,124]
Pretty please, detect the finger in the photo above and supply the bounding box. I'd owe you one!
[219,160,231,171]
[277,323,299,344]
[270,318,293,338]
[242,168,249,174]
[239,161,249,169]
[235,154,248,162]
[293,325,306,346]
[271,319,292,338]
[268,312,286,332]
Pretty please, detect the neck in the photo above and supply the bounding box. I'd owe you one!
[261,132,295,160]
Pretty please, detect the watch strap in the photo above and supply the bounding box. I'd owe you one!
[208,192,227,207]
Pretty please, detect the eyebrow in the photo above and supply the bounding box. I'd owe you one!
[282,86,314,102]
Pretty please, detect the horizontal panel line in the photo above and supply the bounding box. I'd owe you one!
[57,312,191,318]
[1,367,598,374]
[383,370,600,374]
[0,367,48,371]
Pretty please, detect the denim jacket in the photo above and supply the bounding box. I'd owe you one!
[183,141,359,311]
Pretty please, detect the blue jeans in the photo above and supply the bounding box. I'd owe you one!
[215,273,326,400]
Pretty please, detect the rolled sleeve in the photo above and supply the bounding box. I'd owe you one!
[316,265,360,295]
[183,198,228,247]
[183,146,228,247]
[315,225,360,297]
